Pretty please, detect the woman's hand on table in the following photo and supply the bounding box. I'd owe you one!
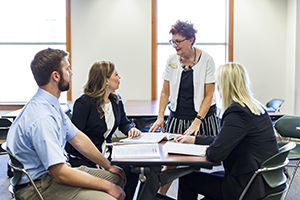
[149,116,165,132]
[174,135,196,144]
[128,128,141,137]
[184,119,201,135]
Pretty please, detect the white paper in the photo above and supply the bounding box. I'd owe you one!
[120,132,178,143]
[163,141,208,156]
[112,143,160,159]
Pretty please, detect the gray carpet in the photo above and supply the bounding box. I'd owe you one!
[0,154,299,200]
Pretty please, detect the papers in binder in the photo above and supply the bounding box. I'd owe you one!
[120,132,178,144]
[112,143,160,159]
[163,141,208,156]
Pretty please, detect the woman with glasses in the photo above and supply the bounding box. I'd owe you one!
[176,63,283,200]
[149,20,220,194]
[65,61,141,200]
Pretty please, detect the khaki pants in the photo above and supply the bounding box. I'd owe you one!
[16,166,124,200]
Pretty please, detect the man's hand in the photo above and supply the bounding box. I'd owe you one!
[106,182,126,200]
[107,165,127,185]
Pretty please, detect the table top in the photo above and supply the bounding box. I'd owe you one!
[1,104,70,120]
[124,100,169,117]
[111,142,217,169]
[1,109,21,119]
[268,111,284,117]
[124,100,285,118]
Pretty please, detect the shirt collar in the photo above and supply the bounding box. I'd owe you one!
[37,87,61,112]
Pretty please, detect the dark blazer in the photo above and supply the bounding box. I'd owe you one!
[65,94,133,165]
[195,102,282,200]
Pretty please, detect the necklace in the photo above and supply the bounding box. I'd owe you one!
[180,47,196,70]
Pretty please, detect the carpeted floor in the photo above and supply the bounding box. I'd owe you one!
[0,154,299,200]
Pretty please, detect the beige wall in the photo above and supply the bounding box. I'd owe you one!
[71,0,300,114]
[71,0,152,102]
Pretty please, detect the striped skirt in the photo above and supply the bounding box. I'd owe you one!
[165,113,220,136]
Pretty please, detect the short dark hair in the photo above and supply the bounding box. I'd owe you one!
[31,48,69,86]
[169,20,198,46]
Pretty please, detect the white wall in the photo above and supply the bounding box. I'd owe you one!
[294,0,300,114]
[71,0,152,102]
[71,0,299,114]
[234,0,288,111]
[286,0,297,114]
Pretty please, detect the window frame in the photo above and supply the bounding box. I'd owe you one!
[151,0,234,100]
[0,0,71,110]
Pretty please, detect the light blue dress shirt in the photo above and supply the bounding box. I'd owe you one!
[7,88,78,184]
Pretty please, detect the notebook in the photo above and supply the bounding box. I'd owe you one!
[112,143,160,159]
[163,141,208,156]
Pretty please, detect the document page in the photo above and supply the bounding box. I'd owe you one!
[163,141,209,156]
[120,132,178,143]
[112,143,160,159]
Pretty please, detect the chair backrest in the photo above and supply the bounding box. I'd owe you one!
[0,118,12,141]
[266,99,284,112]
[261,142,296,188]
[1,142,45,200]
[239,142,296,200]
[274,115,300,139]
[1,142,23,186]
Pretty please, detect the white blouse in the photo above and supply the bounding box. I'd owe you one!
[101,102,115,158]
[162,51,216,112]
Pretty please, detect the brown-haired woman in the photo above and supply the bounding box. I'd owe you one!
[65,60,141,200]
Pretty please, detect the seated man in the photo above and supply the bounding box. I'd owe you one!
[6,48,126,200]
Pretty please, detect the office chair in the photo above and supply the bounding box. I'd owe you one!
[0,118,12,154]
[266,99,285,112]
[274,115,300,199]
[65,101,74,119]
[1,142,45,200]
[0,118,13,177]
[202,142,296,200]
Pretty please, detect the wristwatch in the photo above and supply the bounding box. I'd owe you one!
[196,115,204,122]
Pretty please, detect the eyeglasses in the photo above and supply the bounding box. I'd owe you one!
[169,38,187,45]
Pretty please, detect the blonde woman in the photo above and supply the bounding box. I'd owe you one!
[176,63,283,200]
[65,61,140,200]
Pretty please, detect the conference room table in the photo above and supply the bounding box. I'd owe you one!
[1,104,70,121]
[124,100,284,122]
[124,100,169,130]
[111,141,219,200]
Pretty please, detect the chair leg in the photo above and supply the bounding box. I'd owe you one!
[7,163,13,177]
[282,159,300,200]
[8,185,14,198]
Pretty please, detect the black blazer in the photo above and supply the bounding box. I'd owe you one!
[195,102,282,200]
[65,94,133,164]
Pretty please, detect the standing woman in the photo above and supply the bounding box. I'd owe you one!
[65,61,141,200]
[149,20,220,194]
[150,20,219,136]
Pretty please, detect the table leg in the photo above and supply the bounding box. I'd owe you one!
[134,165,161,200]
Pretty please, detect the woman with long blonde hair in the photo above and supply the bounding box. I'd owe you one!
[176,63,283,200]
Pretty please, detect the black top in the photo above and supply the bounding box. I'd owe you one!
[65,94,133,164]
[195,103,281,200]
[171,70,197,120]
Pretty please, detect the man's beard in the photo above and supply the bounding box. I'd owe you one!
[58,77,70,92]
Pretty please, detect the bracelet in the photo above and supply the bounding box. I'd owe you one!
[196,115,204,122]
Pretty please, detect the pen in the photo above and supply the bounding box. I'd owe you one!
[174,133,192,142]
